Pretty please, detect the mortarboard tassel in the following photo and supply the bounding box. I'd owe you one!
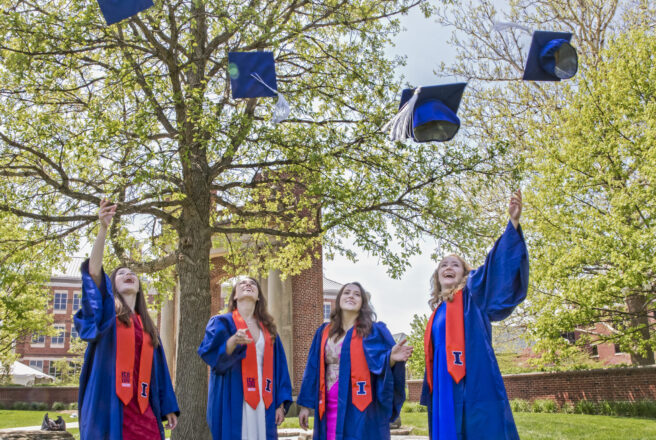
[250,73,290,123]
[382,87,421,141]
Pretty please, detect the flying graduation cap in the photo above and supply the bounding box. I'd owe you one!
[382,83,467,143]
[97,0,153,25]
[228,51,290,123]
[523,31,578,81]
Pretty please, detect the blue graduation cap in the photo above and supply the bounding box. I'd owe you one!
[523,31,578,81]
[97,0,153,25]
[228,51,289,123]
[382,83,467,142]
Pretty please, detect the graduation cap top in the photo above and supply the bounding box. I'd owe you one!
[228,52,279,99]
[523,31,578,81]
[97,0,153,26]
[383,83,467,143]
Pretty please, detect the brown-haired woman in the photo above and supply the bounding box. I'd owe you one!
[297,282,413,440]
[422,190,528,440]
[74,199,179,440]
[198,277,293,440]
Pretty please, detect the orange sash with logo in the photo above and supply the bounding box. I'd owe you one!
[232,310,274,409]
[116,315,153,413]
[424,289,466,391]
[318,325,372,419]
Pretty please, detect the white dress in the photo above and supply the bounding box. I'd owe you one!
[241,331,267,440]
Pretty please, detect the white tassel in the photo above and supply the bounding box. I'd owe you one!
[382,87,421,141]
[250,73,290,123]
[492,21,532,35]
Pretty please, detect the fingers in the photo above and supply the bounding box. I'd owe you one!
[166,413,177,430]
[299,410,309,430]
[233,329,254,345]
[275,408,285,425]
[396,336,407,346]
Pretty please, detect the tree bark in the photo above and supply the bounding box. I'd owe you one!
[625,293,655,365]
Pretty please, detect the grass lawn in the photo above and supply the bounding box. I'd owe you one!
[2,409,655,439]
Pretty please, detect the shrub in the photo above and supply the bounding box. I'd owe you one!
[402,402,427,413]
[12,401,30,410]
[510,399,531,413]
[51,401,66,410]
[561,402,575,414]
[68,402,78,410]
[574,400,597,415]
[30,401,48,411]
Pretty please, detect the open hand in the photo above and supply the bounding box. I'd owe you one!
[98,199,117,229]
[231,329,254,346]
[390,337,413,366]
[509,190,522,228]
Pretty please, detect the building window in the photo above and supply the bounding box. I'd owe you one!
[591,345,599,357]
[323,303,331,321]
[29,360,44,372]
[49,363,62,380]
[31,334,45,346]
[70,325,79,340]
[72,292,81,313]
[561,331,576,344]
[614,343,623,354]
[53,292,68,314]
[51,324,65,347]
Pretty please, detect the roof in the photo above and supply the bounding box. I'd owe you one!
[51,256,85,279]
[323,276,343,293]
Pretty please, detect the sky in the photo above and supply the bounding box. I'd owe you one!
[323,8,461,335]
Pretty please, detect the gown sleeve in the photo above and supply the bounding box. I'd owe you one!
[155,341,180,418]
[296,324,326,409]
[73,259,115,342]
[274,335,293,413]
[363,322,406,422]
[197,314,247,375]
[467,221,529,321]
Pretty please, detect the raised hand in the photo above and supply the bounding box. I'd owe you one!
[226,328,254,355]
[509,190,522,229]
[390,337,413,366]
[98,199,117,229]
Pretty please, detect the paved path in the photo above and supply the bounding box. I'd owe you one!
[0,423,78,433]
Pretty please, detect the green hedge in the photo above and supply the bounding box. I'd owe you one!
[510,398,656,418]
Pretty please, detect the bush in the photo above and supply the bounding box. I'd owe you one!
[51,401,66,410]
[561,402,575,414]
[510,399,531,413]
[574,400,597,415]
[402,402,427,413]
[68,402,78,410]
[532,399,558,413]
[29,401,48,411]
[12,401,30,410]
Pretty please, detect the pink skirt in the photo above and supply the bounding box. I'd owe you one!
[326,381,339,440]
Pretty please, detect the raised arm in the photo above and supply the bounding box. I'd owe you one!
[88,199,116,287]
[468,190,529,321]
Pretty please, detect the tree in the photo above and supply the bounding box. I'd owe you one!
[525,26,656,365]
[0,0,504,435]
[406,313,428,379]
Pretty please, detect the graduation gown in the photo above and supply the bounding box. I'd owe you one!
[74,260,180,440]
[198,313,293,440]
[421,221,529,440]
[297,322,406,440]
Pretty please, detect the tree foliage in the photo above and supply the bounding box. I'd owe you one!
[406,312,427,378]
[525,26,656,365]
[0,0,506,434]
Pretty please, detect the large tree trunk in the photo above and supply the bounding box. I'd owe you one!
[626,293,654,365]
[171,190,212,438]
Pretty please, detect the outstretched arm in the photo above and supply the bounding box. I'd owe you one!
[88,199,116,287]
[509,189,522,230]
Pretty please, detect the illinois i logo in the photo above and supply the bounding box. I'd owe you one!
[356,381,368,395]
[140,382,149,398]
[265,378,272,393]
[452,350,464,366]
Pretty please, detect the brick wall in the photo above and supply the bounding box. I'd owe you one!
[291,253,324,394]
[0,387,78,407]
[406,366,656,404]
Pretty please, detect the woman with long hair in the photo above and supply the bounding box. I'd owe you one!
[422,190,529,440]
[297,281,412,440]
[74,200,179,440]
[198,276,293,440]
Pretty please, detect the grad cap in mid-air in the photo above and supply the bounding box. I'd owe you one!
[382,83,467,143]
[228,51,289,123]
[96,0,154,26]
[523,31,578,81]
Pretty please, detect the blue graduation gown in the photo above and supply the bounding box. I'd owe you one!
[297,322,406,440]
[421,221,529,440]
[74,260,180,440]
[198,313,293,440]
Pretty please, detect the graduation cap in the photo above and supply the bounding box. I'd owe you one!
[228,51,290,123]
[97,0,153,25]
[523,31,578,81]
[382,83,467,143]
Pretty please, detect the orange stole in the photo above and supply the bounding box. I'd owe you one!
[318,325,372,420]
[232,310,274,409]
[424,289,466,392]
[115,315,153,413]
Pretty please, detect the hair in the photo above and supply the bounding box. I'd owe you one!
[227,277,277,342]
[429,254,473,311]
[110,267,159,349]
[329,281,376,340]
